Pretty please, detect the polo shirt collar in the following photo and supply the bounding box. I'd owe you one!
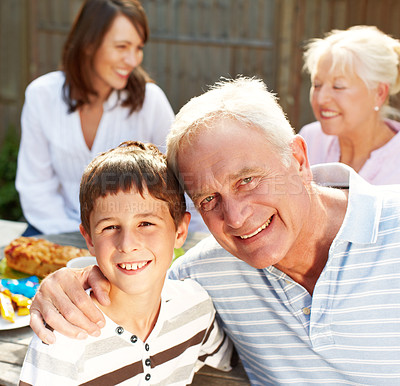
[312,163,382,245]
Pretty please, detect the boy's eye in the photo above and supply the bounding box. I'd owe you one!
[103,225,118,231]
[139,222,153,227]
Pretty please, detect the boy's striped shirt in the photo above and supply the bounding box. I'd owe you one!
[19,279,232,385]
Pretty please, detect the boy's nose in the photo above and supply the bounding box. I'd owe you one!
[117,230,140,253]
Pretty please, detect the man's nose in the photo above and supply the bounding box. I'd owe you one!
[221,196,252,230]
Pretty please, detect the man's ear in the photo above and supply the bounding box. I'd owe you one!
[174,212,191,249]
[290,135,313,184]
[79,224,96,256]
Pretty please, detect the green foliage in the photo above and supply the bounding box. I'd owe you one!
[0,126,22,220]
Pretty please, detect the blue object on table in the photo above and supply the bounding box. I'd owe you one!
[1,276,39,298]
[22,223,41,237]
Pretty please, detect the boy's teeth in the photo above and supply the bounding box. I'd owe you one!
[119,262,147,271]
[240,218,271,240]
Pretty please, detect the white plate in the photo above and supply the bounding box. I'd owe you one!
[0,314,30,330]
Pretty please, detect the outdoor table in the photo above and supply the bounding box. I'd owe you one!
[0,221,250,385]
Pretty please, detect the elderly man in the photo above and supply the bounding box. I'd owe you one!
[31,78,400,385]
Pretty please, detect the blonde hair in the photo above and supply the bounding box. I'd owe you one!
[303,25,400,118]
[167,77,295,179]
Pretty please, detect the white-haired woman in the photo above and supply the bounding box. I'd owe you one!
[299,25,400,184]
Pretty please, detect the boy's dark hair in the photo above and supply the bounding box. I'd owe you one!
[62,0,152,114]
[80,141,186,234]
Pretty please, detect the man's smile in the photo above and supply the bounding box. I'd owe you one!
[240,216,272,240]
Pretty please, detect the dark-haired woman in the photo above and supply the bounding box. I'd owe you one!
[16,0,174,236]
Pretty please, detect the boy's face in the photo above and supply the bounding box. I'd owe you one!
[80,189,189,297]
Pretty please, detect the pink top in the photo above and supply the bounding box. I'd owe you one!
[299,119,400,185]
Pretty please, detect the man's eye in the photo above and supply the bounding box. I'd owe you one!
[240,177,253,185]
[200,194,218,212]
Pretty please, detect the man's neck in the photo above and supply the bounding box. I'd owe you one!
[274,186,348,294]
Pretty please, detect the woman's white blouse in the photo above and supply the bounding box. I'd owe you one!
[16,71,174,234]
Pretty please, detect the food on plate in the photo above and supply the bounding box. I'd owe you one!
[0,281,35,323]
[9,291,32,307]
[4,237,90,277]
[17,306,30,316]
[0,287,33,323]
[0,291,15,323]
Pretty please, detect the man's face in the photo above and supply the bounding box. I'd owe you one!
[177,119,313,269]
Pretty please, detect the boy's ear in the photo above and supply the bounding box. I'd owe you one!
[174,212,191,249]
[79,224,96,256]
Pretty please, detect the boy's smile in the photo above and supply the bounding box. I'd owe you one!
[118,261,149,272]
[80,189,187,298]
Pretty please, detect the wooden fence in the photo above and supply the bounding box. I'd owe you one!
[1,0,400,145]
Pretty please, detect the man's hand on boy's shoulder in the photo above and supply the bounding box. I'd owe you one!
[30,265,111,344]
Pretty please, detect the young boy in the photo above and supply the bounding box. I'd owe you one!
[19,141,232,385]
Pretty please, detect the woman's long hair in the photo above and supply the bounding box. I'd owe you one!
[62,0,152,114]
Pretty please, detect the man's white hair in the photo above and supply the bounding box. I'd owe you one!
[167,77,296,178]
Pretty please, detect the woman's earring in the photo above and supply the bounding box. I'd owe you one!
[374,106,380,112]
